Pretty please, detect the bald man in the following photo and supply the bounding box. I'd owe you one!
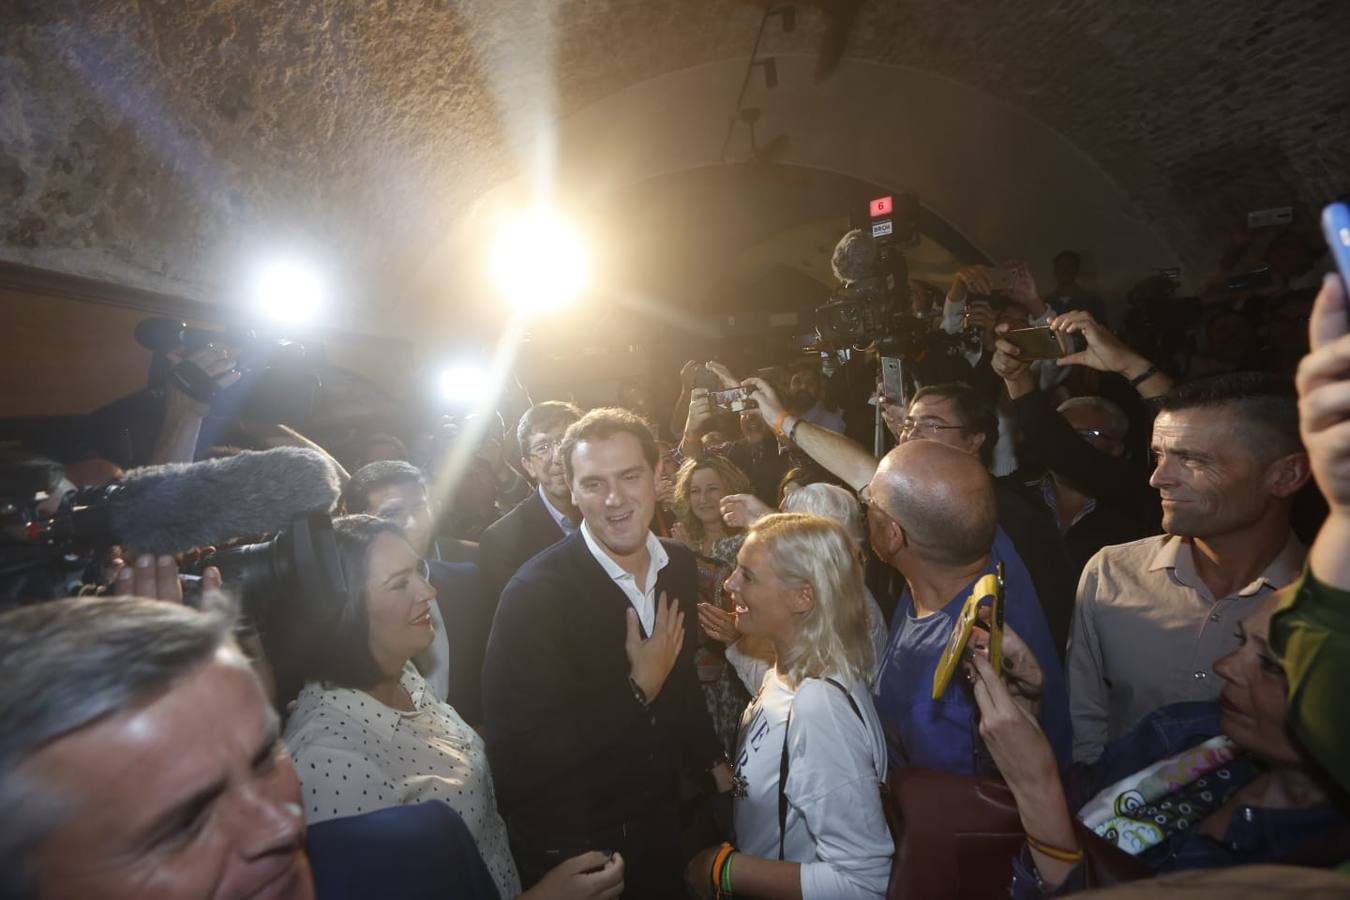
[864,441,1072,774]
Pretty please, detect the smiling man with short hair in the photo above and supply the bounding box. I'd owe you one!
[482,407,730,898]
[1068,372,1310,764]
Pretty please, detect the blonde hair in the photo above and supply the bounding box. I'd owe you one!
[780,482,865,547]
[745,512,873,686]
[673,455,751,543]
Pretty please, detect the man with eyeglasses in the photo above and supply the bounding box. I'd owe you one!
[746,376,1078,658]
[479,401,584,605]
[1031,397,1156,576]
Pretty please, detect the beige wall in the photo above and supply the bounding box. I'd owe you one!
[0,268,413,419]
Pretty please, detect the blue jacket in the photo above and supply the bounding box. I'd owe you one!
[309,800,499,899]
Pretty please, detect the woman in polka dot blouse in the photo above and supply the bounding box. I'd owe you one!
[281,516,623,899]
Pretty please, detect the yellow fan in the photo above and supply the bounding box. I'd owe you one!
[931,564,1005,700]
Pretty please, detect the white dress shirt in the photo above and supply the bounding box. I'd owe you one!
[539,486,578,535]
[580,519,668,634]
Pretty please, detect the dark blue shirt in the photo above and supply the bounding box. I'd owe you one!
[873,527,1073,773]
[309,800,500,899]
[1010,702,1350,898]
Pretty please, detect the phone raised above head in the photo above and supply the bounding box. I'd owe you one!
[1002,326,1067,360]
[709,387,757,413]
[1323,202,1350,285]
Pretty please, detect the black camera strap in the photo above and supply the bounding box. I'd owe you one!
[777,677,864,860]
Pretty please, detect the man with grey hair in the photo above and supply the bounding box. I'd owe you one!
[0,596,315,900]
[863,440,1072,774]
[0,597,617,900]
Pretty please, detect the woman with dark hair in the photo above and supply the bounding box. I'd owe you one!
[968,592,1350,897]
[282,516,624,900]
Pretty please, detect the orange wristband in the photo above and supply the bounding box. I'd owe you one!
[773,410,790,436]
[710,843,735,892]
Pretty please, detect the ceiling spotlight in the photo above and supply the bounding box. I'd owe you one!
[489,209,589,314]
[254,261,323,324]
[439,362,492,406]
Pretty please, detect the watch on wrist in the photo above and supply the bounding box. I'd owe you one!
[627,675,650,708]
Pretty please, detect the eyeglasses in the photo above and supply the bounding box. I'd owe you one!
[858,484,899,523]
[899,417,965,438]
[526,438,563,460]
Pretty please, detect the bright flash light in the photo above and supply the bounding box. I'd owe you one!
[439,363,492,405]
[489,210,589,313]
[254,262,323,324]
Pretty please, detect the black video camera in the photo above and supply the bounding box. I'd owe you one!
[0,449,344,629]
[136,317,322,425]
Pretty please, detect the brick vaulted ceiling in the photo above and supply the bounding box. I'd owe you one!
[2,0,1346,338]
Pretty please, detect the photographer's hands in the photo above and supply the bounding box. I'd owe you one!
[741,376,786,430]
[151,344,242,465]
[111,553,222,604]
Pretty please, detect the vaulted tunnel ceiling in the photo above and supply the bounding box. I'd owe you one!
[2,0,1346,340]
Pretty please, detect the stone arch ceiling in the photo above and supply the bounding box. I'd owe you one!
[2,0,1346,337]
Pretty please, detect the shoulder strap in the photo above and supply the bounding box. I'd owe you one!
[777,677,865,860]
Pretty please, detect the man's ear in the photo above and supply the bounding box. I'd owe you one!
[966,431,987,455]
[1266,451,1311,499]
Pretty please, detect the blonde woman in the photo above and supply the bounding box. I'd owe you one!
[686,513,892,900]
[707,483,891,693]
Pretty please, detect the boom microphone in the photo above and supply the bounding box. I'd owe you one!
[105,448,341,556]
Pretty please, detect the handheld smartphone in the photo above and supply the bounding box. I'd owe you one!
[1002,325,1066,360]
[932,569,1004,699]
[709,387,757,413]
[988,266,1018,292]
[880,356,904,403]
[1323,202,1350,285]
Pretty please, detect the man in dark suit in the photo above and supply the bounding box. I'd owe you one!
[479,401,583,604]
[482,408,731,898]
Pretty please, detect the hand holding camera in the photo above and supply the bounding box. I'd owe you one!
[685,388,714,436]
[740,376,785,429]
[1047,310,1145,375]
[166,343,243,415]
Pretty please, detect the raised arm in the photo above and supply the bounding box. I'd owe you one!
[742,377,878,492]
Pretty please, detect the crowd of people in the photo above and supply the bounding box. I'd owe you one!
[3,242,1350,900]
